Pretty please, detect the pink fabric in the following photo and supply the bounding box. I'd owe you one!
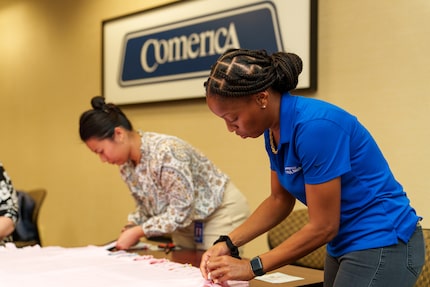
[0,244,249,287]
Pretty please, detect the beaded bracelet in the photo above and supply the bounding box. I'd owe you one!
[213,235,241,259]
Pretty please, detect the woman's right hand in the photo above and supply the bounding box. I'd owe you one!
[116,225,144,250]
[120,222,136,233]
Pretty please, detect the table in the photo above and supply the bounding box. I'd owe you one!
[133,246,323,287]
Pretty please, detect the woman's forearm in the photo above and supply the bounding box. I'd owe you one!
[229,192,294,247]
[0,216,15,238]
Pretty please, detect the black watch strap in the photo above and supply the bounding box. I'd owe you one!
[213,235,241,259]
[250,256,266,276]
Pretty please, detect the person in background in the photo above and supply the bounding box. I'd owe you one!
[0,162,19,246]
[200,48,425,287]
[79,96,250,251]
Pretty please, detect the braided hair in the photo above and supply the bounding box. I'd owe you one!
[79,96,133,141]
[204,49,303,98]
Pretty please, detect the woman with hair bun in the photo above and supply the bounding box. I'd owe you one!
[79,96,249,251]
[200,49,424,287]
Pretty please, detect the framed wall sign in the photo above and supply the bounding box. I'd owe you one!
[102,0,317,104]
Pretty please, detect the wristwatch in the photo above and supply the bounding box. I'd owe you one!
[250,256,265,276]
[213,235,241,259]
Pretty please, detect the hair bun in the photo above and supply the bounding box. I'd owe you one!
[91,96,106,110]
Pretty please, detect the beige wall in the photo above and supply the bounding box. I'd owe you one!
[0,0,429,258]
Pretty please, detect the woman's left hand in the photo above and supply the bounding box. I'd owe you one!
[205,255,255,283]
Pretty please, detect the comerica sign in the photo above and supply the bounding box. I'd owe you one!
[119,2,282,86]
[139,22,240,74]
[103,0,315,104]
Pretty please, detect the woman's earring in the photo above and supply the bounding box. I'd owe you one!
[262,105,266,109]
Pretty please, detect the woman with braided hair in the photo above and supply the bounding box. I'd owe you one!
[79,96,249,251]
[200,49,424,287]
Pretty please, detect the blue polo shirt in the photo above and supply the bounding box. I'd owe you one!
[264,93,420,257]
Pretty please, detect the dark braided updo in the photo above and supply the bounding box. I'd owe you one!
[204,49,302,98]
[79,96,133,141]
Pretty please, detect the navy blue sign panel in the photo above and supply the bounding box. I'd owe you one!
[119,2,282,86]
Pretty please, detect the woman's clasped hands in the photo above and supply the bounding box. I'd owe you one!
[200,242,255,284]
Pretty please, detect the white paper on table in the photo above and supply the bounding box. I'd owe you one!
[102,240,160,251]
[254,272,304,283]
[102,240,117,250]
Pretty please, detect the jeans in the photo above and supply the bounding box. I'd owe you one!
[324,224,425,287]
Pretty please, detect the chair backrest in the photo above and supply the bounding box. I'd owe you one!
[267,208,326,270]
[12,188,46,247]
[415,228,430,287]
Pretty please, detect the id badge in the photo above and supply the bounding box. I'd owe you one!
[194,221,204,243]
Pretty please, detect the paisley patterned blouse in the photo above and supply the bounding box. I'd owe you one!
[120,132,229,237]
[0,162,19,245]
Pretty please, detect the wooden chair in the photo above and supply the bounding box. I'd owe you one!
[415,228,430,287]
[268,209,429,286]
[13,188,47,247]
[267,208,326,270]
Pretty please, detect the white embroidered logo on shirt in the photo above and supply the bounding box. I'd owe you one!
[284,166,302,175]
